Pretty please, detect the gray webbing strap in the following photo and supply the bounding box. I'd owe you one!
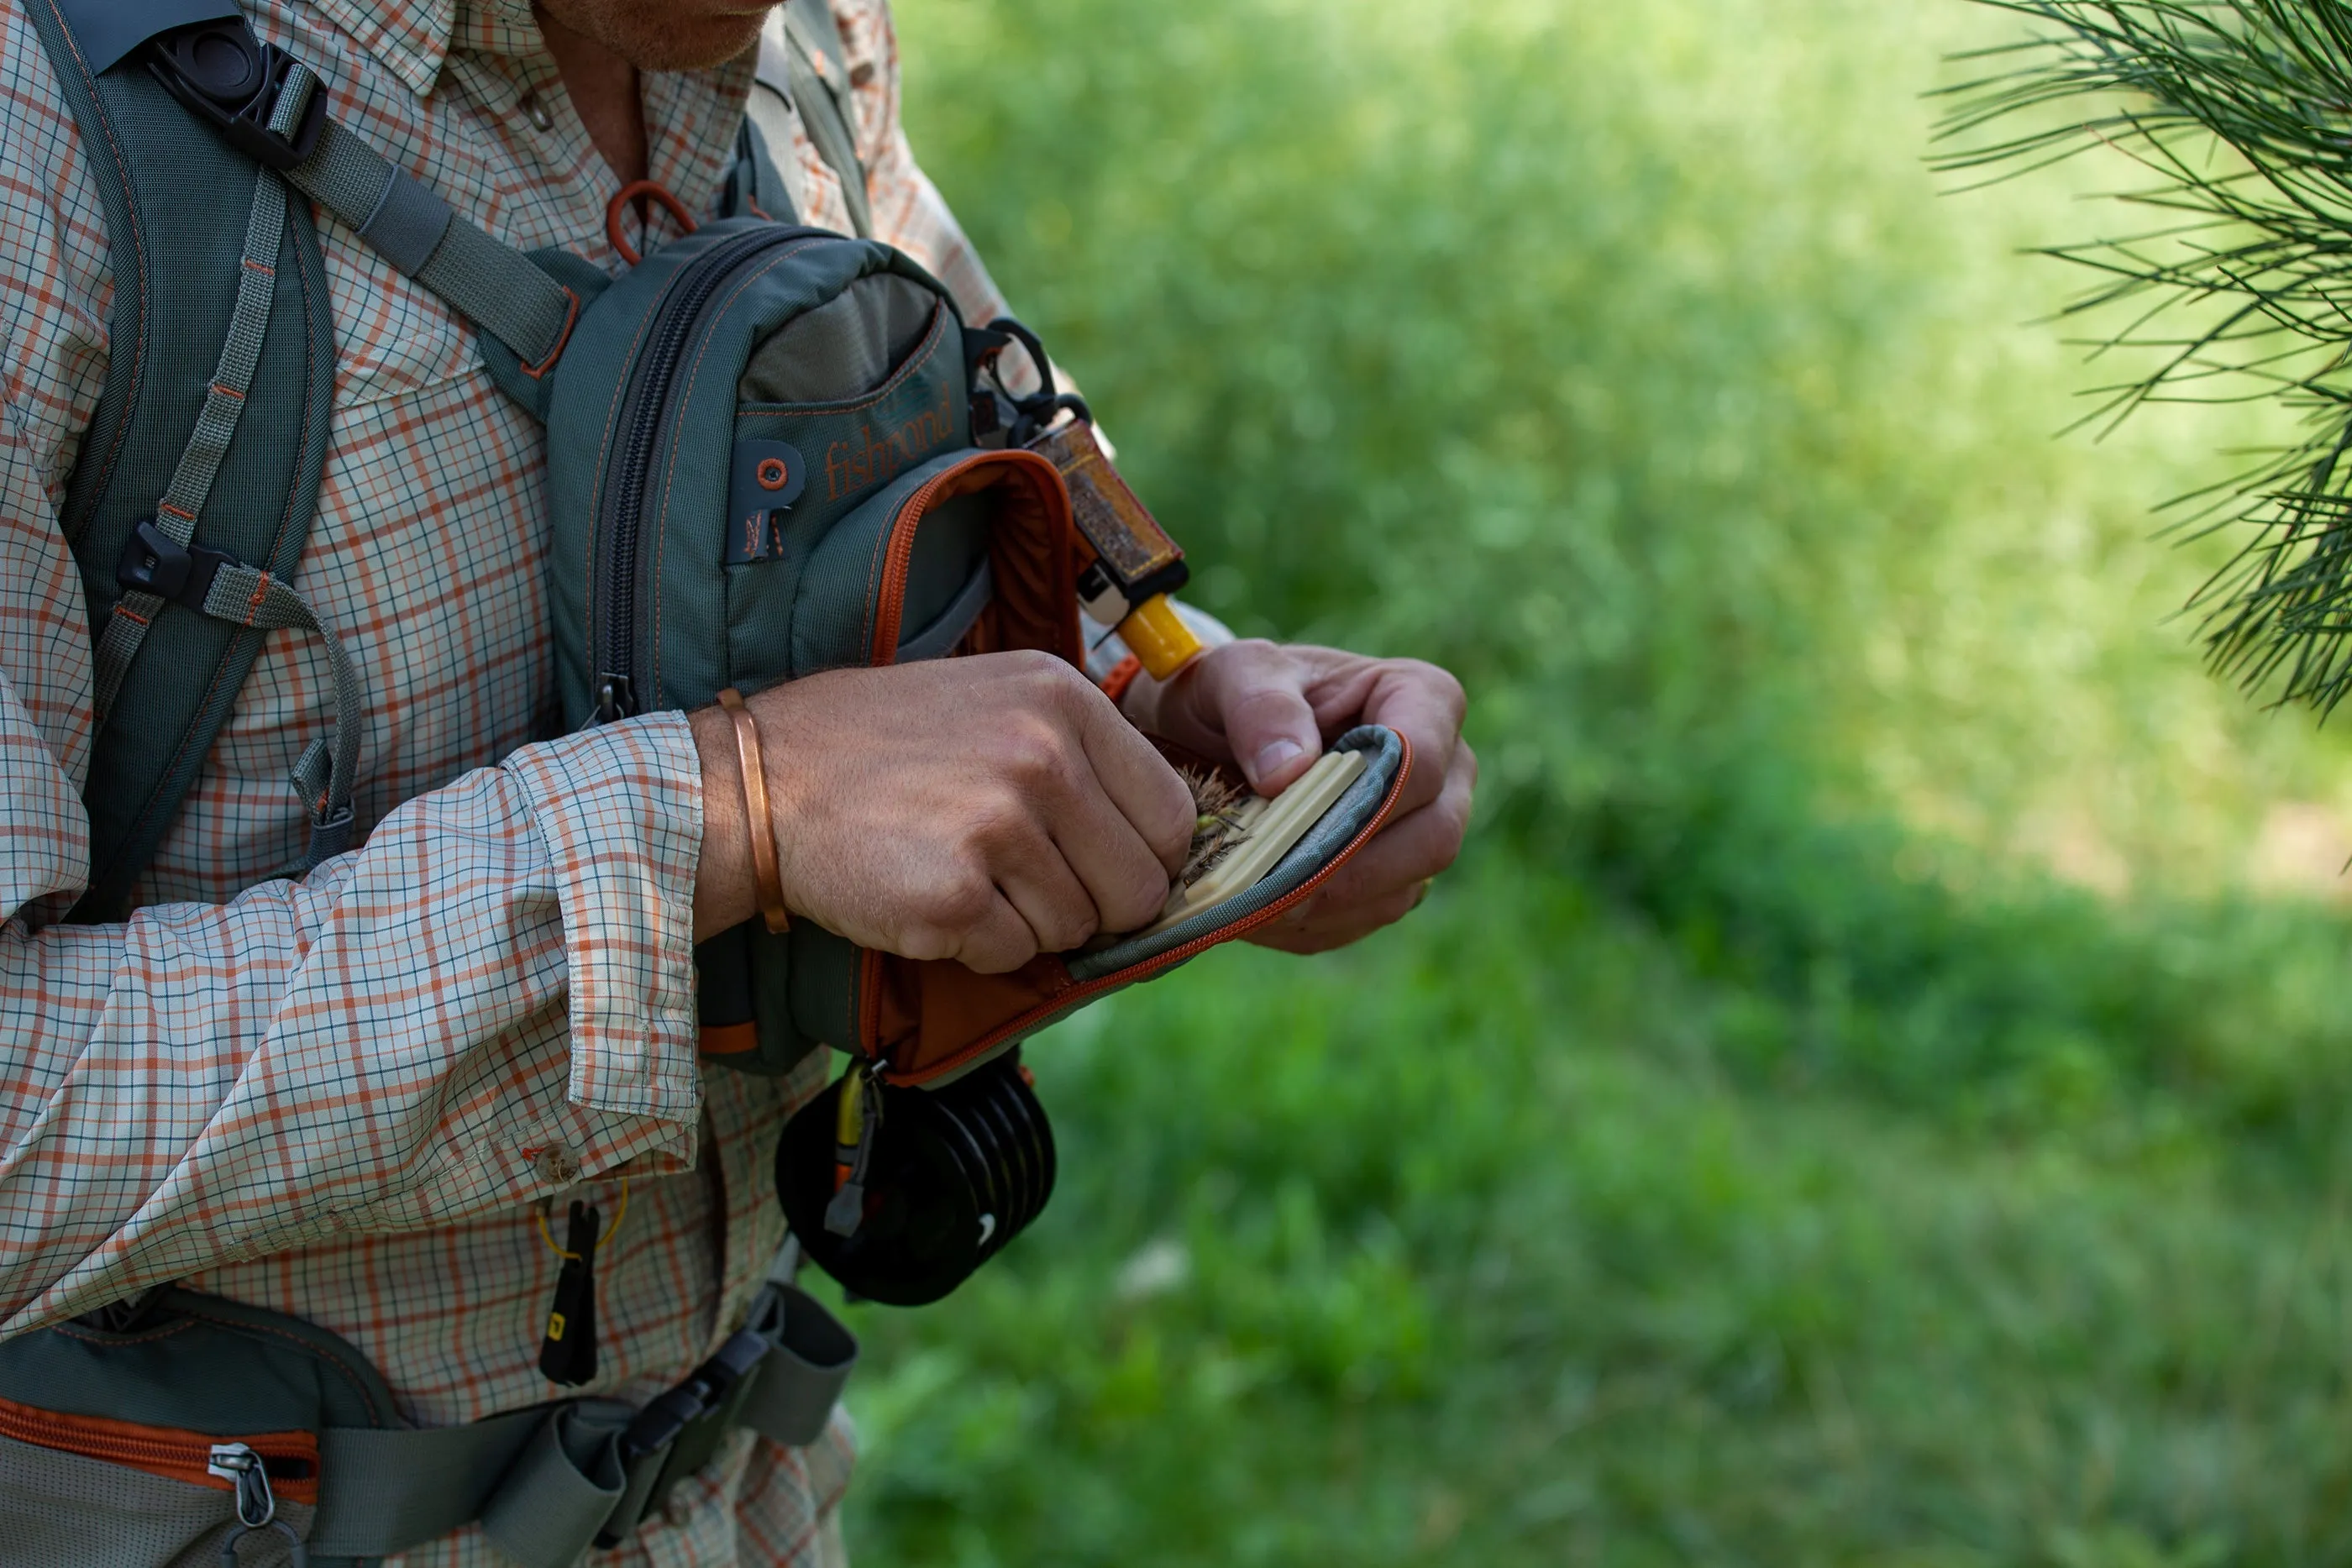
[299,1249,856,1564]
[87,137,364,871]
[310,1406,546,1555]
[273,64,575,370]
[92,169,286,721]
[733,1278,860,1448]
[202,562,361,866]
[479,1402,633,1568]
[315,1399,631,1568]
[780,0,872,239]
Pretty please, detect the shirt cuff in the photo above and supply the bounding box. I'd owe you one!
[502,711,705,1122]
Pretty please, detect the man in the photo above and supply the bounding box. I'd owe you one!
[0,0,1474,1559]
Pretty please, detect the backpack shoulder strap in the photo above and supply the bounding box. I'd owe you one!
[762,0,874,238]
[24,0,338,920]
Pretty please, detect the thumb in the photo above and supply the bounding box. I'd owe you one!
[1187,641,1321,795]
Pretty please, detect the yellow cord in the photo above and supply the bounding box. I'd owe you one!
[534,1178,628,1261]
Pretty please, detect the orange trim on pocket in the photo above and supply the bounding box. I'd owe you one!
[860,733,1415,1086]
[700,1020,761,1056]
[0,1392,319,1503]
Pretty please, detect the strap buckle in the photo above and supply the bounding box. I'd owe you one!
[616,1329,770,1465]
[118,519,236,611]
[146,18,326,171]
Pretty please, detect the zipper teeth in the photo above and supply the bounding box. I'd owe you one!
[0,1394,313,1492]
[600,228,818,712]
[0,1398,203,1471]
[881,737,1416,1086]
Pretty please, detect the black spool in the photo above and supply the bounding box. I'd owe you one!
[775,1053,1057,1307]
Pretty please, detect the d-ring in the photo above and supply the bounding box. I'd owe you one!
[606,180,700,265]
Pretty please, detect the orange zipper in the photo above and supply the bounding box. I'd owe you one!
[866,448,1069,663]
[873,733,1415,1087]
[0,1392,319,1503]
[853,443,1409,1086]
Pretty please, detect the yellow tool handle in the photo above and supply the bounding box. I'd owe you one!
[1118,594,1205,681]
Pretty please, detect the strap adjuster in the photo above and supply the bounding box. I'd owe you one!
[145,18,326,171]
[117,519,236,611]
[616,1329,770,1464]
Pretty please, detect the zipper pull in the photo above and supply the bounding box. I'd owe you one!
[824,1062,887,1237]
[209,1442,308,1565]
[593,674,635,724]
[537,1198,603,1387]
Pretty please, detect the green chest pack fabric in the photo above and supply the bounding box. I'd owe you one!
[538,217,1408,1093]
[3,1,1410,1561]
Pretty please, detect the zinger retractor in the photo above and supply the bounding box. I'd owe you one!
[775,1053,1057,1307]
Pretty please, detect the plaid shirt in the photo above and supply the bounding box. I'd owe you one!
[0,0,1024,1560]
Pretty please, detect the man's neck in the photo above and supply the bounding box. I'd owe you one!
[536,6,649,185]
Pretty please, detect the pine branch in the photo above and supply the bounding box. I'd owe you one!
[1940,0,2352,711]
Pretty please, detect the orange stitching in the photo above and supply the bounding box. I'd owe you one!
[581,273,679,665]
[50,1318,198,1346]
[173,1304,387,1426]
[103,197,323,899]
[646,238,826,696]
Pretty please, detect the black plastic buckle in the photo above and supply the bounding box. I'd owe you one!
[145,17,326,171]
[616,1329,769,1465]
[117,519,235,611]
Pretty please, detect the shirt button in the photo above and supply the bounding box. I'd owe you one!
[535,1146,580,1184]
[519,89,554,132]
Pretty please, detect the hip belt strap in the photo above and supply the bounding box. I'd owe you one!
[308,1275,856,1568]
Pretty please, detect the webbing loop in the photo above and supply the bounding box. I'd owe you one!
[88,165,366,875]
[142,13,577,372]
[93,167,286,721]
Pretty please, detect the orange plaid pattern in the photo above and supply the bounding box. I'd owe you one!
[0,0,1021,1560]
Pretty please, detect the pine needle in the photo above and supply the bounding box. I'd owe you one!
[1937,0,2352,713]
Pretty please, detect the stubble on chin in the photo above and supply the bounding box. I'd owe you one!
[536,0,771,72]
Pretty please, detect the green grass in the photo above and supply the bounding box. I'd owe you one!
[829,0,2352,1560]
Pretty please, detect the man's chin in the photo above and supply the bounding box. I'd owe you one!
[614,16,768,72]
[543,1,770,72]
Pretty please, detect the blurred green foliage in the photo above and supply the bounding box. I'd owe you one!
[832,0,2352,1561]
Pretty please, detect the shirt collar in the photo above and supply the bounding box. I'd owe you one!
[304,0,547,99]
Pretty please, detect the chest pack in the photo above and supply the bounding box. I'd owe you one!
[3,0,1408,1561]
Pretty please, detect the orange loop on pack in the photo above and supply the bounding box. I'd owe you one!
[606,181,698,266]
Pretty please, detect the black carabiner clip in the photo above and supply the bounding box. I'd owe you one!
[221,1519,309,1568]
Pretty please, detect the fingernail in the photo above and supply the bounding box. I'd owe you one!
[1250,738,1303,784]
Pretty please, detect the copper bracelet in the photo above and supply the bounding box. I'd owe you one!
[717,687,790,934]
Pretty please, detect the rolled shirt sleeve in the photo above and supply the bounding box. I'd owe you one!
[0,0,711,1336]
[0,693,708,1334]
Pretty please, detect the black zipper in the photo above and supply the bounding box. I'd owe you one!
[592,226,823,723]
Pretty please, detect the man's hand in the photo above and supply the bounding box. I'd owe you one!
[1123,640,1474,953]
[694,653,1194,971]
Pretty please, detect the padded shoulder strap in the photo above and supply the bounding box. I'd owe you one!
[23,0,338,920]
[45,0,238,72]
[765,0,873,238]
